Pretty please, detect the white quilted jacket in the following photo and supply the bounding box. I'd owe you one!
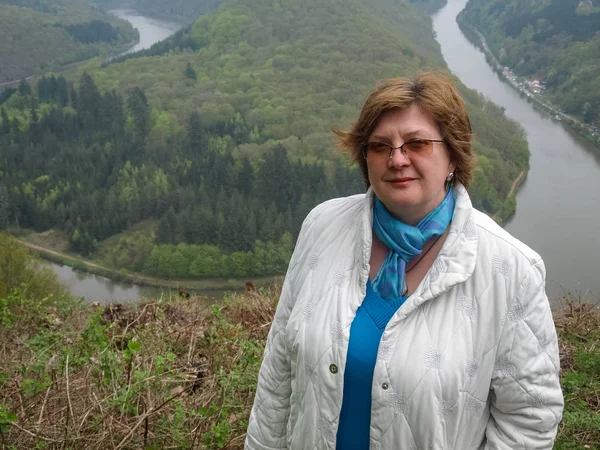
[246,185,563,450]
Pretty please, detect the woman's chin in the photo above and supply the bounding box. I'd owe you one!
[379,188,420,209]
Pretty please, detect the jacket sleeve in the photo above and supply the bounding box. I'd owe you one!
[245,211,315,450]
[485,260,564,450]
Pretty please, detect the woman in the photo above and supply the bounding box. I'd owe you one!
[245,72,563,449]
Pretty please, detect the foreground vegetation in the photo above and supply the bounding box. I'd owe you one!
[0,233,598,449]
[0,232,273,448]
[0,0,138,83]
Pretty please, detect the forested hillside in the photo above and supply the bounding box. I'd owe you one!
[0,0,529,280]
[459,0,600,128]
[0,0,138,83]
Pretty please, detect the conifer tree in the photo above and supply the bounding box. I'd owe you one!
[0,185,9,230]
[0,108,9,135]
[69,85,78,109]
[127,87,150,137]
[18,78,31,96]
[184,62,197,80]
[78,73,102,131]
[186,111,206,155]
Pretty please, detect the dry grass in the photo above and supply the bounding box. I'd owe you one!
[555,297,600,372]
[553,294,600,449]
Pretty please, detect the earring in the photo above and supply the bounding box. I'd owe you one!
[446,172,454,183]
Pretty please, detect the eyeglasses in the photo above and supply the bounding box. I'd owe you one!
[362,139,444,159]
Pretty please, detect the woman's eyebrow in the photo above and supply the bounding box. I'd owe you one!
[403,129,431,138]
[370,130,432,141]
[369,135,391,142]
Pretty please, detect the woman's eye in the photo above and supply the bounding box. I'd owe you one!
[405,140,429,150]
[368,142,389,152]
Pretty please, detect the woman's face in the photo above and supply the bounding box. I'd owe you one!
[366,105,455,225]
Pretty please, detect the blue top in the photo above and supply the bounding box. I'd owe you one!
[336,280,407,449]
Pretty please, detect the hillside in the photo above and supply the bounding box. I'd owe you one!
[1,0,528,280]
[0,0,138,83]
[458,0,600,129]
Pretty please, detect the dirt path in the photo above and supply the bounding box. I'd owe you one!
[19,240,192,286]
[491,170,525,221]
[20,239,134,274]
[0,76,35,89]
[507,170,525,198]
[18,239,280,290]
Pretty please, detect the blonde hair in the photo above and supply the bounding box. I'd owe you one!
[334,71,474,188]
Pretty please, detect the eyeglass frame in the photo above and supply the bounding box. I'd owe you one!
[361,139,445,160]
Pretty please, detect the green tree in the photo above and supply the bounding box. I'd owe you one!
[0,108,9,135]
[255,146,296,210]
[77,73,102,131]
[127,86,150,137]
[18,78,31,96]
[186,111,207,158]
[0,186,9,230]
[184,62,197,80]
[156,208,177,244]
[70,227,97,255]
[69,85,78,109]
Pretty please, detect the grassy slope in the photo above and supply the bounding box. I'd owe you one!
[0,284,598,448]
[0,0,138,83]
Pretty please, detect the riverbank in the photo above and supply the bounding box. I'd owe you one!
[0,285,597,448]
[456,19,600,150]
[18,239,281,293]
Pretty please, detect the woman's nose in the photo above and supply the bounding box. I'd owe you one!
[388,146,411,168]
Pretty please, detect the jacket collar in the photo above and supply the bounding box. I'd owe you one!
[359,184,478,316]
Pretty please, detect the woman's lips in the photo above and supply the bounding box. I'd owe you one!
[387,177,415,186]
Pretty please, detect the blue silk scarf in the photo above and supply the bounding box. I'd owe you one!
[372,188,456,300]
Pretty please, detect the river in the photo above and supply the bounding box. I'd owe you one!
[433,0,600,303]
[110,9,183,56]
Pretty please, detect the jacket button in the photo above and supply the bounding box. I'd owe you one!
[382,382,389,390]
[329,364,338,374]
